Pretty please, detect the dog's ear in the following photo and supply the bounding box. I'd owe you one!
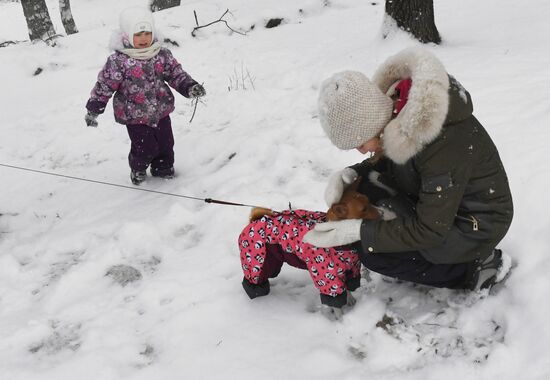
[328,204,349,221]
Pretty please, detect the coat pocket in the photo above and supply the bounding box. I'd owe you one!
[421,173,454,194]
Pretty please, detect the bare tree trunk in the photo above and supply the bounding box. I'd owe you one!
[150,0,181,12]
[384,0,441,44]
[59,0,78,35]
[20,0,57,42]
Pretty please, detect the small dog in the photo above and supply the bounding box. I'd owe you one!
[238,179,383,319]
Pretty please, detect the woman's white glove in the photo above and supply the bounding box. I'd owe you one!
[324,168,358,206]
[303,219,362,248]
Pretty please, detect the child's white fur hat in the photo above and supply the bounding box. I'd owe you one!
[119,7,155,47]
[318,71,393,150]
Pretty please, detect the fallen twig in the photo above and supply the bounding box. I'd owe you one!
[191,9,247,37]
[0,40,24,48]
[189,97,200,123]
[189,82,206,123]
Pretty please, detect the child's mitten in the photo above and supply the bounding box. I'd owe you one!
[189,83,206,98]
[85,111,99,127]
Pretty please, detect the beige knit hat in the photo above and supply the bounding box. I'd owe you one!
[318,71,393,150]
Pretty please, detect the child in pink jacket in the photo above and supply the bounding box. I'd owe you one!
[85,7,205,185]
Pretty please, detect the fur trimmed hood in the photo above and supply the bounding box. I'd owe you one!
[372,48,450,164]
[109,29,130,51]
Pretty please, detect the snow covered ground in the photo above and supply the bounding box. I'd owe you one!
[1,0,549,378]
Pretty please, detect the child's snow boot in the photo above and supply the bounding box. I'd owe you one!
[151,166,175,179]
[131,169,147,185]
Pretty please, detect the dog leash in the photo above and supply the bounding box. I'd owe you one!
[0,163,269,209]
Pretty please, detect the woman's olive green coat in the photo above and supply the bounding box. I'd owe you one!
[353,49,513,264]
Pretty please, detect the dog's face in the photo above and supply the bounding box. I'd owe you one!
[326,178,381,221]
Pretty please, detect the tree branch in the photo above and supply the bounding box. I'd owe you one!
[191,9,247,37]
[189,97,200,123]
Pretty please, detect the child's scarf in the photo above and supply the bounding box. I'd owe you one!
[119,41,162,60]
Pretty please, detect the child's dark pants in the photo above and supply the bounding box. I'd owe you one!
[126,116,174,174]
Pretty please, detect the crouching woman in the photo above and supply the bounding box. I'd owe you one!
[304,47,514,291]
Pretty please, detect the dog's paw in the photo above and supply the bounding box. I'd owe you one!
[346,292,357,307]
[320,305,344,321]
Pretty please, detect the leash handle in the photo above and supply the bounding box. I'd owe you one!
[204,198,253,207]
[204,198,280,212]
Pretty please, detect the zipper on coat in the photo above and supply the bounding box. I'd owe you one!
[456,214,479,231]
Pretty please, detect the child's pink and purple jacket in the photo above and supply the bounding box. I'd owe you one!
[86,36,197,128]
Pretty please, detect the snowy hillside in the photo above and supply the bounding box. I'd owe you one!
[1,0,549,379]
